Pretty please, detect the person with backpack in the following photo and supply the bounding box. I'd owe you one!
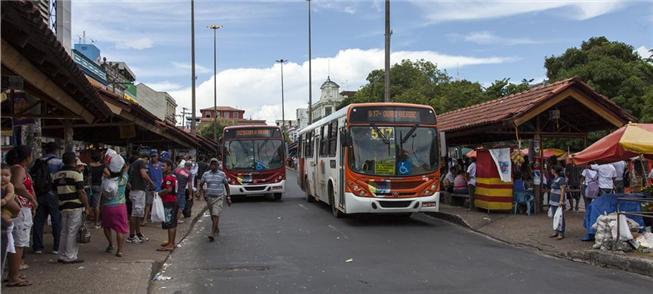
[31,142,63,255]
[580,165,600,241]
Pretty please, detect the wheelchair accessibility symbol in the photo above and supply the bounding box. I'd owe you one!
[398,161,410,175]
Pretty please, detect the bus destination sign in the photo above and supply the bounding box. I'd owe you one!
[350,106,436,124]
[225,128,280,139]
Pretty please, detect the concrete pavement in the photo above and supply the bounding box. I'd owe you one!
[153,171,652,294]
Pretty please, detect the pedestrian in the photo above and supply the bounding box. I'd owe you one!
[52,152,91,264]
[466,157,477,210]
[174,161,192,223]
[5,145,37,287]
[127,151,155,244]
[2,164,20,278]
[101,156,129,257]
[590,163,617,195]
[157,159,178,252]
[88,150,105,229]
[580,166,600,210]
[31,141,63,255]
[549,166,567,240]
[200,158,231,241]
[195,155,209,200]
[144,151,163,225]
[453,168,468,194]
[612,160,626,193]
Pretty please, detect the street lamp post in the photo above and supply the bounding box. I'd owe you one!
[384,0,391,102]
[307,0,313,124]
[208,24,223,143]
[190,0,197,134]
[276,59,288,132]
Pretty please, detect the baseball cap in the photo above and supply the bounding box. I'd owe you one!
[209,158,219,164]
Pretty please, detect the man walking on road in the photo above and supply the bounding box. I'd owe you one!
[52,152,90,264]
[128,151,155,243]
[200,158,230,241]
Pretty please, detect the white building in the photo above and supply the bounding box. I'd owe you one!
[311,77,344,122]
[135,83,178,124]
[296,108,308,130]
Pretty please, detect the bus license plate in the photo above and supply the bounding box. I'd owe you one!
[376,181,390,195]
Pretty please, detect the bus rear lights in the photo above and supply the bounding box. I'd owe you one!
[422,201,436,207]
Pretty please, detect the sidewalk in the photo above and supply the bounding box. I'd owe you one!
[429,204,653,277]
[3,199,208,294]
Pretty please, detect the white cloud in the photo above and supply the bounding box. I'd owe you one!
[171,62,211,74]
[141,81,184,92]
[458,32,542,45]
[410,0,627,23]
[168,48,516,123]
[636,46,652,59]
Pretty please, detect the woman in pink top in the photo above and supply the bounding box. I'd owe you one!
[453,169,469,194]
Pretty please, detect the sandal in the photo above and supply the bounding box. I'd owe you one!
[156,246,175,252]
[5,279,32,287]
[115,251,123,257]
[3,274,27,282]
[556,235,565,240]
[160,241,170,247]
[19,264,30,271]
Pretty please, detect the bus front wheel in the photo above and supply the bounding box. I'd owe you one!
[329,185,344,218]
[305,177,314,202]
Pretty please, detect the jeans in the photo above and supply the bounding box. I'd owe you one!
[59,208,83,262]
[584,197,593,212]
[614,180,624,193]
[467,184,476,209]
[551,205,566,235]
[32,194,61,252]
[177,190,187,211]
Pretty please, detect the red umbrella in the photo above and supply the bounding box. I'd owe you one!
[571,123,653,165]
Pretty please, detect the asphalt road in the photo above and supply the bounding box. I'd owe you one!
[153,171,652,294]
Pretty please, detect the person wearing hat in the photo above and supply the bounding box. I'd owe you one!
[199,158,231,241]
[32,141,63,255]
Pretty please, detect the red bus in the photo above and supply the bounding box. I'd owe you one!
[221,125,286,200]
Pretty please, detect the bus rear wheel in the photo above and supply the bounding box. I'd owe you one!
[329,185,344,218]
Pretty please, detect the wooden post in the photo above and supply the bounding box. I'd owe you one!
[534,115,543,213]
[63,119,74,152]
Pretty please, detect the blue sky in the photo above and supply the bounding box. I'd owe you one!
[72,0,653,122]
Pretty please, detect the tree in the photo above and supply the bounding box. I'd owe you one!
[545,36,653,122]
[197,119,236,142]
[484,78,531,99]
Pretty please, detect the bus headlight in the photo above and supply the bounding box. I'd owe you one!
[422,189,432,196]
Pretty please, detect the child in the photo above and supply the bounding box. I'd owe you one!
[157,160,177,252]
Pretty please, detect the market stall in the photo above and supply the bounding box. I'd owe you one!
[474,148,513,211]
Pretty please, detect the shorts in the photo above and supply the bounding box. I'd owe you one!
[207,197,224,217]
[146,191,155,205]
[129,190,146,218]
[12,208,33,248]
[90,185,102,209]
[162,202,178,230]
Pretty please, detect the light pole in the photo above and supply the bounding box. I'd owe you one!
[384,0,391,102]
[276,59,288,132]
[307,0,313,123]
[208,24,223,143]
[190,0,197,134]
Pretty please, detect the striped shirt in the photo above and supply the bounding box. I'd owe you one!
[201,170,228,197]
[53,167,85,211]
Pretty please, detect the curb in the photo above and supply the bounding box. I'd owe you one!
[427,211,653,278]
[147,203,210,293]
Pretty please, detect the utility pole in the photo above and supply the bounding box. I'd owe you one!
[307,0,313,123]
[384,0,391,102]
[190,0,197,134]
[276,59,288,132]
[208,24,223,143]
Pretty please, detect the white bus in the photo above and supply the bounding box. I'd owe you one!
[297,102,441,217]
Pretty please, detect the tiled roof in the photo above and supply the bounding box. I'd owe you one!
[438,77,635,133]
[200,106,244,112]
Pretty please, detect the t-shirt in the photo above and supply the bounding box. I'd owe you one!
[148,161,163,192]
[89,164,105,186]
[201,170,228,197]
[102,174,128,206]
[466,162,477,186]
[196,162,209,187]
[549,176,567,206]
[52,166,85,211]
[160,174,177,203]
[41,154,63,174]
[612,161,626,181]
[453,175,467,190]
[591,164,617,189]
[174,168,190,196]
[581,169,598,185]
[129,159,148,191]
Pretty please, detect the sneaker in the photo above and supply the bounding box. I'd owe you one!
[136,234,149,242]
[126,236,142,244]
[51,251,59,255]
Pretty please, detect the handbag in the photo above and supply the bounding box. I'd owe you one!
[77,214,91,244]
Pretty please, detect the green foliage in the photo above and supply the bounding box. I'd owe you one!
[545,36,653,122]
[198,119,236,142]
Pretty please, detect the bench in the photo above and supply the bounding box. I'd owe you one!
[444,191,470,207]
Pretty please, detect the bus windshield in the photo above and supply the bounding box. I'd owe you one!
[349,126,437,177]
[224,139,284,171]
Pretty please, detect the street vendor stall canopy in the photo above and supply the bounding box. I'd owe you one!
[571,123,653,165]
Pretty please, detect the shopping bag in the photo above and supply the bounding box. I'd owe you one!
[547,206,553,218]
[552,207,563,231]
[151,193,165,223]
[77,216,91,244]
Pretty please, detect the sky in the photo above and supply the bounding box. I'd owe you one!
[71,0,653,123]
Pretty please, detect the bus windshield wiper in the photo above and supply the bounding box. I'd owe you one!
[401,124,418,144]
[371,123,391,145]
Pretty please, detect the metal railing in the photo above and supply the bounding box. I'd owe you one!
[616,196,653,243]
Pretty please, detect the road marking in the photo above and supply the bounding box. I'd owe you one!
[328,224,350,240]
[297,204,308,210]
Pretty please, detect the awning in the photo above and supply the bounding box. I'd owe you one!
[571,123,653,165]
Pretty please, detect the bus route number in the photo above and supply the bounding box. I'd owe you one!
[370,127,393,141]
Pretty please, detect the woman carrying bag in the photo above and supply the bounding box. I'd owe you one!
[549,166,567,240]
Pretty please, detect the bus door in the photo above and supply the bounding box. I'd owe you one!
[338,126,346,210]
[312,132,319,198]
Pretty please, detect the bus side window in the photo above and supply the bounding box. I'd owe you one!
[319,126,328,157]
[328,121,338,157]
[297,135,302,157]
[306,131,313,157]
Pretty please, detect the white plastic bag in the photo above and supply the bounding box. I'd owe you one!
[151,193,165,223]
[547,206,553,218]
[552,207,563,231]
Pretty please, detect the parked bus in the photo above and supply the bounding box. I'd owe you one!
[297,103,441,217]
[221,125,286,200]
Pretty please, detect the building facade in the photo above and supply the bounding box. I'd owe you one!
[199,106,266,126]
[135,83,177,124]
[296,108,308,130]
[311,77,344,122]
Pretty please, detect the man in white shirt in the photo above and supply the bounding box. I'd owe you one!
[466,158,477,210]
[590,163,617,195]
[611,161,626,193]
